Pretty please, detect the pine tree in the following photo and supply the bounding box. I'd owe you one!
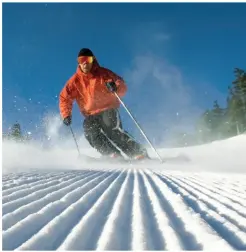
[196,109,214,143]
[9,122,23,141]
[211,100,228,139]
[227,68,246,133]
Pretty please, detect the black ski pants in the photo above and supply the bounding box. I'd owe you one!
[83,109,144,157]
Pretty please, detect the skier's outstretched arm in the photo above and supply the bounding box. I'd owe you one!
[59,78,78,121]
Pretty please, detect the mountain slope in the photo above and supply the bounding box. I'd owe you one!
[2,168,246,250]
[2,134,246,250]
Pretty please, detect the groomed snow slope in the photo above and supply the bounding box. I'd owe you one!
[2,134,246,250]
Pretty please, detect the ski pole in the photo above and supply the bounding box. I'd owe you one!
[114,92,163,163]
[69,125,81,156]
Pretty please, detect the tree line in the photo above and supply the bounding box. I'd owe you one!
[175,67,246,146]
[3,123,32,142]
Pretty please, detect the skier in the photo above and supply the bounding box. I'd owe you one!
[59,48,149,161]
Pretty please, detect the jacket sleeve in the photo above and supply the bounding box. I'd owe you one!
[105,69,127,97]
[59,77,78,119]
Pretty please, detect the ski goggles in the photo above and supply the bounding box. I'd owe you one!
[77,56,94,64]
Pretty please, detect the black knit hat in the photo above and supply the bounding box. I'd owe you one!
[78,48,94,57]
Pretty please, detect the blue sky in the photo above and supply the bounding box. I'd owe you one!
[2,3,246,144]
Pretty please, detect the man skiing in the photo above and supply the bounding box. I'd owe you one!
[59,48,148,161]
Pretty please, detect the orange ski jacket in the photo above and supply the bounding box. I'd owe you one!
[59,58,127,118]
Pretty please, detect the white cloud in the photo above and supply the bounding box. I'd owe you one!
[124,21,171,55]
[121,23,228,146]
[154,32,171,41]
[124,53,202,141]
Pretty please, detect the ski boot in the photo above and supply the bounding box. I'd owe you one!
[132,148,150,161]
[101,152,126,163]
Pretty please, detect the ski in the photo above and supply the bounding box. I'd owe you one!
[78,153,190,165]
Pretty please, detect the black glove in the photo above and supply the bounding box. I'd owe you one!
[106,81,117,92]
[63,116,72,126]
